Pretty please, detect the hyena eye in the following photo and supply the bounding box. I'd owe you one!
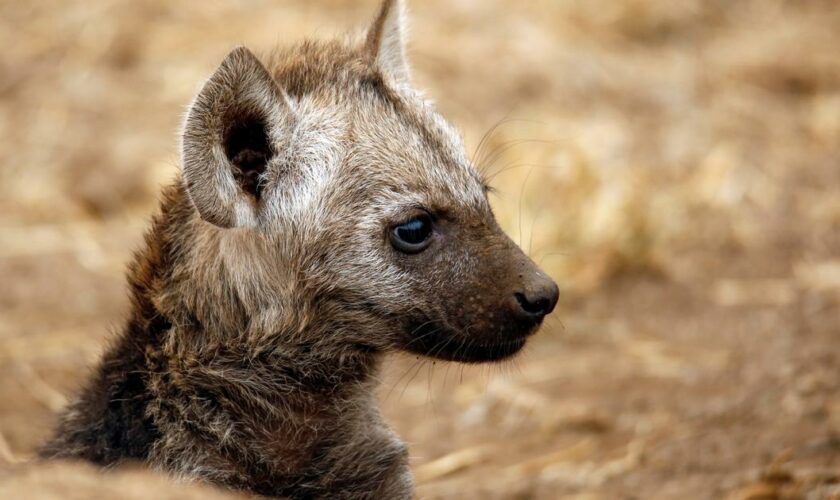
[390,214,434,254]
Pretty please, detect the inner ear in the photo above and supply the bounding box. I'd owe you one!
[224,114,274,199]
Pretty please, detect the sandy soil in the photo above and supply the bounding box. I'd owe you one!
[1,0,838,498]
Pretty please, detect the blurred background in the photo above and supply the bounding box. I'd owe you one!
[1,0,839,498]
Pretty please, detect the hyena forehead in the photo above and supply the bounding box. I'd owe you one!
[273,59,489,220]
[344,87,489,215]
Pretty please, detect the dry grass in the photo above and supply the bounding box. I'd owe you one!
[1,0,839,498]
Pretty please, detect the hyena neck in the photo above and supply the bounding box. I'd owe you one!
[43,182,388,484]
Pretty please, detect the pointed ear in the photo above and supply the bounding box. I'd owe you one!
[181,47,292,228]
[365,0,410,83]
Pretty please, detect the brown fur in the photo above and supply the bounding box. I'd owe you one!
[41,1,558,498]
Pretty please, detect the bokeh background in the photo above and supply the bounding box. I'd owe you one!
[1,0,839,498]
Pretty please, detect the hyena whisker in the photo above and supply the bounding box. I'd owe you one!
[473,117,545,169]
[484,161,568,186]
[473,115,516,169]
[398,357,429,402]
[403,323,447,349]
[425,361,437,409]
[475,125,556,169]
[441,324,475,390]
[545,315,566,334]
[527,211,541,257]
[479,139,561,179]
[536,250,573,267]
[518,166,536,248]
[383,355,425,403]
[524,191,558,258]
[478,139,540,176]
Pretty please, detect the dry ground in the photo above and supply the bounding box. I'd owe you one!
[1,0,839,498]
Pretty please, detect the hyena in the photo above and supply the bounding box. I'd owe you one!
[41,0,559,497]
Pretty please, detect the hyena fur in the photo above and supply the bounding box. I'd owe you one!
[41,1,559,498]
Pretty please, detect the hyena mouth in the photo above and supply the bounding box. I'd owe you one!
[403,321,529,363]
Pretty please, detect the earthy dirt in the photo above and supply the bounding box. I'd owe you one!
[1,0,838,498]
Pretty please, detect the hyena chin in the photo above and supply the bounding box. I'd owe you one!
[41,0,558,497]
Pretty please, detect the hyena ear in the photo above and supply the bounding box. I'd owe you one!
[365,0,410,83]
[181,46,292,228]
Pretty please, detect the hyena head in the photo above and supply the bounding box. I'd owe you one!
[180,0,558,362]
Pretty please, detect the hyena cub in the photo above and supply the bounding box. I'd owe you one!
[41,0,558,497]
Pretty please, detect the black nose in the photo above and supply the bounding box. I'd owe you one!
[513,283,559,320]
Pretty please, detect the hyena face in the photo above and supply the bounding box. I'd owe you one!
[181,0,558,362]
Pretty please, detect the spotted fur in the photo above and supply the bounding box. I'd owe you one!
[41,1,558,498]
